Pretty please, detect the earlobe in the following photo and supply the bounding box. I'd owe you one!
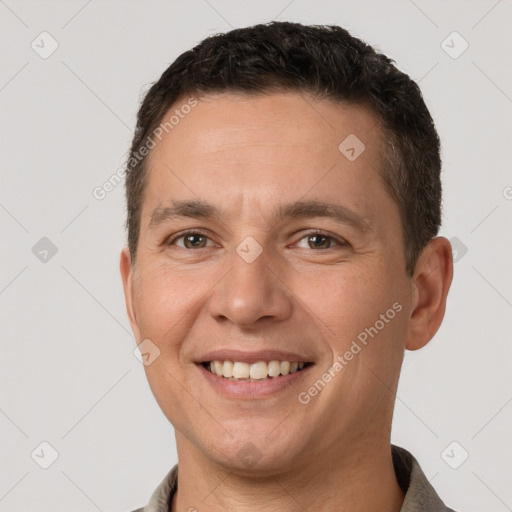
[120,247,140,340]
[405,237,454,351]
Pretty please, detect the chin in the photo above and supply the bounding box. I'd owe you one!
[201,427,306,477]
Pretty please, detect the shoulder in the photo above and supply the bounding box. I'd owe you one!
[392,445,459,512]
[125,465,178,512]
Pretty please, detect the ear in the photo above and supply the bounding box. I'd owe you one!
[120,246,141,342]
[405,236,454,351]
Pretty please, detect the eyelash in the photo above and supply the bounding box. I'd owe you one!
[166,229,348,250]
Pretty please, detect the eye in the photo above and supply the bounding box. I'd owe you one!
[296,230,347,250]
[167,230,215,249]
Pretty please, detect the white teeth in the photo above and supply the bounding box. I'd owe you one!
[232,362,250,379]
[249,361,268,380]
[268,360,281,377]
[280,361,291,375]
[222,361,234,378]
[214,361,223,376]
[207,360,308,380]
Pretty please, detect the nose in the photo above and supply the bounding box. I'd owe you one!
[208,248,293,329]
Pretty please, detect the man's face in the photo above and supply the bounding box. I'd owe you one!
[121,92,416,473]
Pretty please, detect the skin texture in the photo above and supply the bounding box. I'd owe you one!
[120,92,453,511]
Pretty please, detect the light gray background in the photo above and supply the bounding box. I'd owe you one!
[1,0,511,510]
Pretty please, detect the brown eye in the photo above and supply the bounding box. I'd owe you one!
[168,231,214,249]
[307,233,333,250]
[295,230,345,250]
[183,234,208,249]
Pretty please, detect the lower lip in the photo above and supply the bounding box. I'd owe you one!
[196,363,313,399]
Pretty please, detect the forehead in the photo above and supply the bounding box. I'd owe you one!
[141,92,395,230]
[151,91,384,160]
[146,91,387,189]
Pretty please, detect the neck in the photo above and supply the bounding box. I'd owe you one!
[171,434,404,512]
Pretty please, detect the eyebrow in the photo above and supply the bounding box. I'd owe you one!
[148,199,372,233]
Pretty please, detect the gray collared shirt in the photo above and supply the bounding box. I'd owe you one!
[131,445,457,512]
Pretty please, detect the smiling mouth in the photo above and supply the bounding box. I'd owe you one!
[201,360,313,381]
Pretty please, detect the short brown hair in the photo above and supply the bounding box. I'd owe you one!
[125,21,442,276]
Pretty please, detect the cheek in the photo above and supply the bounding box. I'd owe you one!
[298,266,395,337]
[297,264,407,377]
[133,264,204,348]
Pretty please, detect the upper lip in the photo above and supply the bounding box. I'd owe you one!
[197,349,314,365]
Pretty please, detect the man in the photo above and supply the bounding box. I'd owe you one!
[120,21,455,511]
